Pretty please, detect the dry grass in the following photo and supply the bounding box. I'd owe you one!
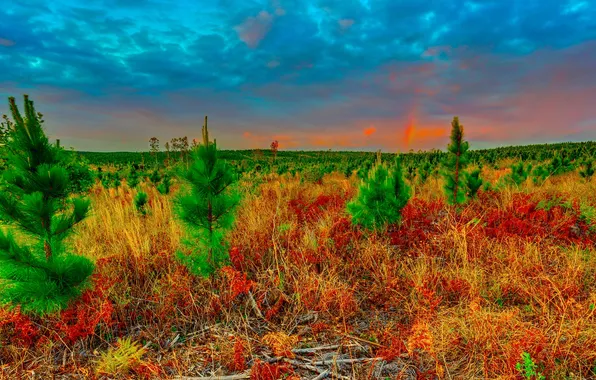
[1,169,596,379]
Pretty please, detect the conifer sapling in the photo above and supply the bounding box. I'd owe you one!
[347,154,411,231]
[0,95,94,315]
[175,116,241,277]
[442,117,469,205]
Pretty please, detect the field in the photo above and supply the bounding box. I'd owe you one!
[1,131,596,379]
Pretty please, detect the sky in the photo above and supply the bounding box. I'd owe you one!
[0,0,595,152]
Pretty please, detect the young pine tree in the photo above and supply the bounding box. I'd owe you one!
[466,167,483,198]
[579,159,594,180]
[347,154,411,231]
[0,95,94,315]
[442,117,469,205]
[175,117,241,277]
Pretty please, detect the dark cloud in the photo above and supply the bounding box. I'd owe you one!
[0,0,595,151]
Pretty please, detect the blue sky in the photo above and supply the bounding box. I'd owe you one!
[1,0,595,151]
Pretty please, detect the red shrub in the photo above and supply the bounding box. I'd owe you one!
[0,307,39,347]
[250,360,293,380]
[221,266,255,304]
[56,274,116,343]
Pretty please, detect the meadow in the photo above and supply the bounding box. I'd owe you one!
[1,99,596,379]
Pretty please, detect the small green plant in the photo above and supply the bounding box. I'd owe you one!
[96,337,147,376]
[134,191,149,215]
[347,154,411,231]
[515,352,545,380]
[508,162,532,187]
[157,173,171,195]
[579,159,594,180]
[466,167,483,198]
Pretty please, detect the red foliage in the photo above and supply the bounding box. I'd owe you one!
[377,336,407,361]
[221,266,255,304]
[441,277,472,304]
[0,307,39,347]
[483,194,593,245]
[232,338,247,371]
[288,193,346,224]
[388,198,444,251]
[230,246,245,271]
[56,274,116,343]
[250,360,293,380]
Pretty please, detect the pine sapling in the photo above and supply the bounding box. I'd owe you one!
[442,117,469,205]
[157,173,171,195]
[347,154,411,231]
[0,95,94,316]
[175,116,241,277]
[580,159,595,180]
[134,191,149,215]
[466,167,483,198]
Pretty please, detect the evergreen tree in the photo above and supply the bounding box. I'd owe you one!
[442,117,469,205]
[417,160,432,185]
[508,162,532,187]
[347,154,411,231]
[134,191,148,216]
[157,173,171,195]
[0,95,94,315]
[466,167,483,198]
[175,116,241,277]
[579,159,594,180]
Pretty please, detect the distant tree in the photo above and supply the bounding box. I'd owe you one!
[175,117,241,277]
[164,141,170,166]
[347,154,411,231]
[0,95,94,315]
[149,137,160,164]
[270,140,279,162]
[442,117,469,205]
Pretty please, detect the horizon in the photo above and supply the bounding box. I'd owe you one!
[1,0,595,151]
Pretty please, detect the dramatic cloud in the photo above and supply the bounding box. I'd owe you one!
[0,0,595,151]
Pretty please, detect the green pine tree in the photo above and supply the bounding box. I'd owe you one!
[508,162,532,187]
[157,173,171,195]
[466,167,483,198]
[134,191,149,215]
[442,117,469,205]
[347,154,411,231]
[175,117,241,277]
[579,159,594,180]
[0,95,94,316]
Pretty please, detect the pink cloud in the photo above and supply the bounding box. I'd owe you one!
[0,38,15,47]
[338,19,354,29]
[363,126,376,136]
[267,60,280,68]
[235,11,274,48]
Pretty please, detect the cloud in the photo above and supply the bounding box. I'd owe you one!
[0,38,14,47]
[363,126,376,136]
[338,18,354,29]
[235,10,274,48]
[0,0,594,151]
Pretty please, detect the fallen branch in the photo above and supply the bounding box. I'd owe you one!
[311,357,383,366]
[178,373,249,380]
